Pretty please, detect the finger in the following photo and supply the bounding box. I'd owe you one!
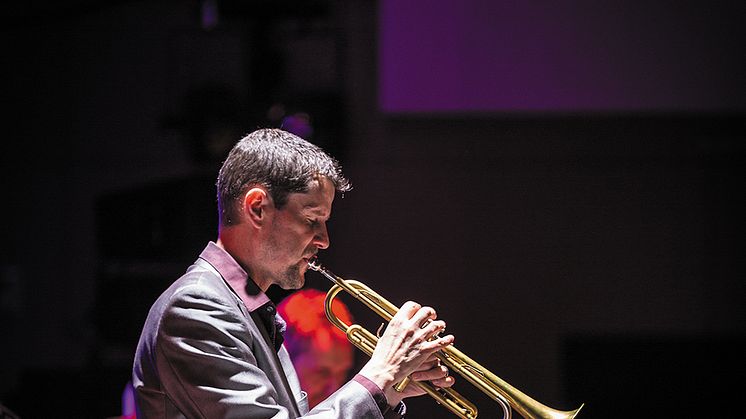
[429,375,456,388]
[410,365,450,382]
[413,320,446,347]
[419,334,455,353]
[417,319,446,340]
[409,306,437,328]
[393,301,422,324]
[412,357,441,372]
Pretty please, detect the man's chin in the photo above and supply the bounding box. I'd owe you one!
[281,281,304,291]
[278,272,305,290]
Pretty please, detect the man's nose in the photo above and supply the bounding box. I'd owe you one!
[313,222,330,249]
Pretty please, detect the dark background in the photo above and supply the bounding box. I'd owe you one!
[2,1,744,418]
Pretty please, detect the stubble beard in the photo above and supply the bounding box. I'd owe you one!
[278,262,305,290]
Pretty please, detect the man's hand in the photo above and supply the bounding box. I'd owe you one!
[358,301,456,407]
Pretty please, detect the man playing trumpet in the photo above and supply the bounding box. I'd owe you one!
[133,128,455,418]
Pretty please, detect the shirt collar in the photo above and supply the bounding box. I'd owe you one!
[199,241,270,312]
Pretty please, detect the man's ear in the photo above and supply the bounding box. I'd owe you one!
[242,187,271,227]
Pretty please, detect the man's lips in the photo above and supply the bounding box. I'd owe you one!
[302,254,317,265]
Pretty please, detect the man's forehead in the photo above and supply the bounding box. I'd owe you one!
[287,179,334,214]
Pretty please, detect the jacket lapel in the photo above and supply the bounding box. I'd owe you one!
[249,310,302,417]
[196,258,302,417]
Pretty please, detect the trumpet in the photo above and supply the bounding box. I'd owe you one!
[308,259,584,419]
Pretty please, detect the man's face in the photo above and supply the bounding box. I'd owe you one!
[259,177,335,290]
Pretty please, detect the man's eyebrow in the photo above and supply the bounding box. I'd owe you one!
[303,205,331,218]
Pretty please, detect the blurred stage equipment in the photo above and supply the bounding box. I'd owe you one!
[308,258,584,419]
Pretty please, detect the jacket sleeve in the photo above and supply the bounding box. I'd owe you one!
[154,283,384,419]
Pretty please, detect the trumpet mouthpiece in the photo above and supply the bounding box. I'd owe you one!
[307,256,322,271]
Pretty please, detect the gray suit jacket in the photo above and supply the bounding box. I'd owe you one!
[133,245,384,419]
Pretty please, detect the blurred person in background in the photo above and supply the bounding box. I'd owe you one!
[278,289,355,409]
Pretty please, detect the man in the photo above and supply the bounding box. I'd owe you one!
[132,128,455,418]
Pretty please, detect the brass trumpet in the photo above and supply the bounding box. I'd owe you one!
[308,259,584,419]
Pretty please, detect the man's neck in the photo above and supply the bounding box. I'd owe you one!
[215,232,273,292]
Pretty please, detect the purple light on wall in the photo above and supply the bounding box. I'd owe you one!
[379,0,746,113]
[201,0,219,30]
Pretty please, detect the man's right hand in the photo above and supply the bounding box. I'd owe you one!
[358,301,456,407]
